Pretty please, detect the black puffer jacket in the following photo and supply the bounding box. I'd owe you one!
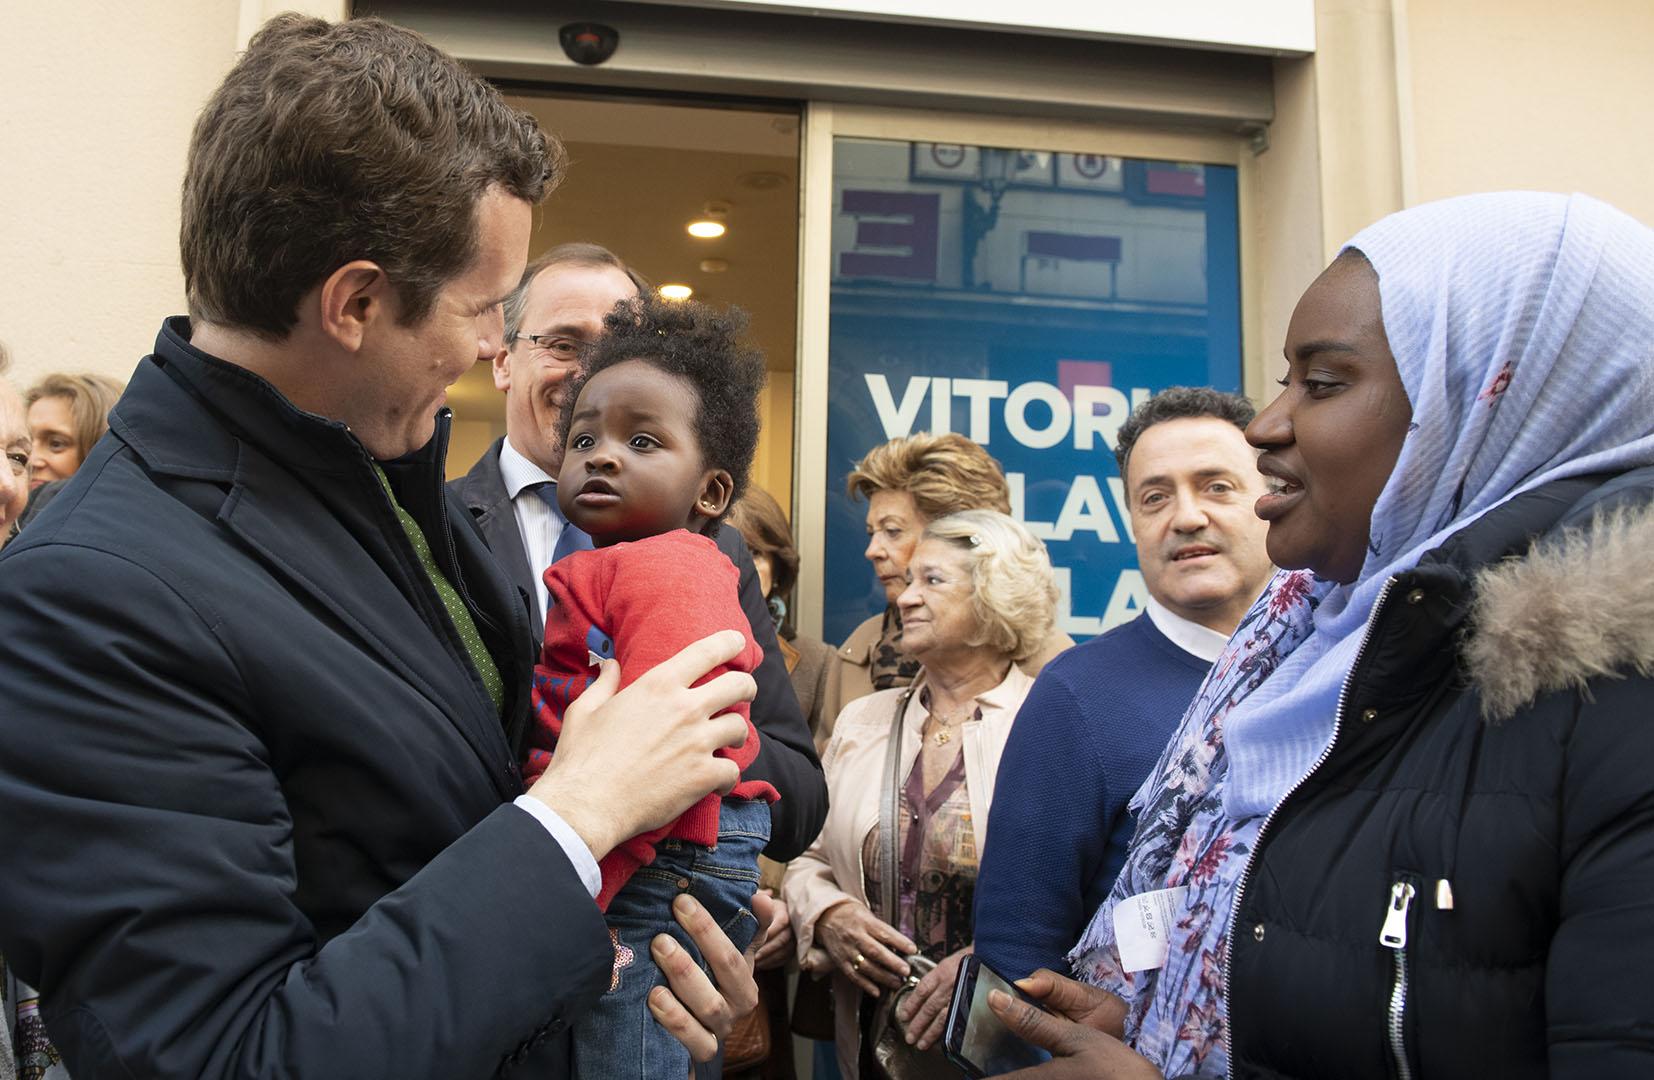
[1227,467,1654,1080]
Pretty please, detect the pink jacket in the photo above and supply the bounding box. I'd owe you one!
[780,665,1035,1075]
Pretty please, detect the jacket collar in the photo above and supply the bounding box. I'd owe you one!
[125,318,458,541]
[1352,468,1647,726]
[1466,466,1654,721]
[906,663,1035,725]
[837,608,891,664]
[109,319,522,798]
[122,317,374,479]
[453,435,509,514]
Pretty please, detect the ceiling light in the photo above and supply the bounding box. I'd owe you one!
[699,258,729,273]
[658,283,693,301]
[687,220,726,239]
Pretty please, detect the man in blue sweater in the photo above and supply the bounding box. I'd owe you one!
[974,387,1275,980]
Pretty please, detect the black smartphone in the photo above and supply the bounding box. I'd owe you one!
[942,955,1052,1077]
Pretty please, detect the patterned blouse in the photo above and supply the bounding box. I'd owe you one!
[861,706,981,961]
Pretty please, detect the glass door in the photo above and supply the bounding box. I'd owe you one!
[794,106,1253,644]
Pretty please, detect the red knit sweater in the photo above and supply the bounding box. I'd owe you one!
[523,530,779,910]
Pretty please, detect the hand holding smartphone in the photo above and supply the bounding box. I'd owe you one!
[942,955,1053,1077]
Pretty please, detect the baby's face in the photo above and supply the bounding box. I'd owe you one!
[557,359,714,545]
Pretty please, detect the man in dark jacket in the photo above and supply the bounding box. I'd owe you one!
[451,242,826,862]
[0,16,775,1079]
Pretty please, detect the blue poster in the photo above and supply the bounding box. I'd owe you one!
[823,139,1241,645]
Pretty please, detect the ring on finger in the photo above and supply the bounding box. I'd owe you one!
[852,952,866,972]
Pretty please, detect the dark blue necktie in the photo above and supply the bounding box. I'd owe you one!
[533,482,593,563]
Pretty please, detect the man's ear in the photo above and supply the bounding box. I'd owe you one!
[694,469,735,525]
[317,261,391,353]
[490,346,513,392]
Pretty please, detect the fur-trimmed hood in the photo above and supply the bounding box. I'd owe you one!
[1467,502,1654,722]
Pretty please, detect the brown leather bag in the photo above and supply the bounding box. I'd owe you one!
[867,954,957,1080]
[724,979,773,1072]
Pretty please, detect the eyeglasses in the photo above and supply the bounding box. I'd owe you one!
[512,333,585,362]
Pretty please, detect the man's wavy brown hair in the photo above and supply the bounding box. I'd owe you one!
[181,15,562,338]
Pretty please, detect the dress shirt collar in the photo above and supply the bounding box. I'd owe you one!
[1143,595,1231,664]
[498,437,557,500]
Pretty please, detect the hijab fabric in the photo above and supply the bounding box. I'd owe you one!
[1068,192,1654,1073]
[1224,190,1654,817]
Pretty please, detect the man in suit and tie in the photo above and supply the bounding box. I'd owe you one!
[452,244,827,863]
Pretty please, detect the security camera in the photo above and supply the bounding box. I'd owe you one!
[559,22,619,65]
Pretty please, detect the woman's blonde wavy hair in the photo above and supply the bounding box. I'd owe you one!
[25,372,125,461]
[921,510,1057,663]
[845,432,1011,520]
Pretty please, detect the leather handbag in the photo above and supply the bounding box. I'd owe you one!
[865,686,956,1080]
[868,953,957,1080]
[723,980,773,1072]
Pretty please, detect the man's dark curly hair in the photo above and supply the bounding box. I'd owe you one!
[1113,386,1256,477]
[559,296,767,528]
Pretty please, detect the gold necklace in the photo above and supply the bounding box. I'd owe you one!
[926,704,970,745]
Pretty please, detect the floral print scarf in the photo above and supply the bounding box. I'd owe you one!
[1068,569,1320,1075]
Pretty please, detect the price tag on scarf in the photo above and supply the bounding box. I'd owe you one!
[1112,887,1189,973]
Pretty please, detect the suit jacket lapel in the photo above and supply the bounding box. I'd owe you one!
[454,439,543,641]
[221,449,516,800]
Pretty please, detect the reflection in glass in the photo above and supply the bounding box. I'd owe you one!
[824,137,1241,644]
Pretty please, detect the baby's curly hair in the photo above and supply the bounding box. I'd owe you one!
[559,295,767,526]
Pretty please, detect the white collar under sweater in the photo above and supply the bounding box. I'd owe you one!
[1142,595,1229,664]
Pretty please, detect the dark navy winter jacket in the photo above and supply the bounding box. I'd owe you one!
[1228,469,1654,1079]
[0,319,613,1078]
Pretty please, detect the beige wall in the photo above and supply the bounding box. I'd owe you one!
[6,1,1651,403]
[1400,0,1654,224]
[0,0,346,393]
[1248,0,1654,397]
[0,2,240,391]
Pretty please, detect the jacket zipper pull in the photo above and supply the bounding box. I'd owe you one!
[1381,878,1420,1080]
[1380,880,1416,948]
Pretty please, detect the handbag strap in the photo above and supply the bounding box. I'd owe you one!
[879,685,917,937]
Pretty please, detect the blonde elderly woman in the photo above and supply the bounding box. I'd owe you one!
[783,510,1058,1078]
[824,433,1072,738]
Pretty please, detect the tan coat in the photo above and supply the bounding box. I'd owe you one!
[816,611,1073,747]
[780,665,1036,1076]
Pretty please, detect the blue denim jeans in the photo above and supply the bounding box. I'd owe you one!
[572,797,771,1080]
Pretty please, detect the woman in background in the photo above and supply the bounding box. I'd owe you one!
[0,346,30,543]
[729,486,836,748]
[786,510,1058,1078]
[25,372,124,492]
[824,433,1072,738]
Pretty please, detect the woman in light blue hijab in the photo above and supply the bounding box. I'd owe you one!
[986,192,1654,1079]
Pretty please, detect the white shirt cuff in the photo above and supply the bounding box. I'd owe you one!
[512,795,602,900]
